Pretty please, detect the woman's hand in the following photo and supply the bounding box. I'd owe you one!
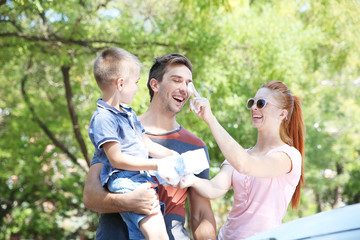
[178,174,197,189]
[188,83,215,124]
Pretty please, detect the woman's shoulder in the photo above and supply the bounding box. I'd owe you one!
[273,144,302,162]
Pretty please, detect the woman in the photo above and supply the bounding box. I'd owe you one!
[183,81,305,239]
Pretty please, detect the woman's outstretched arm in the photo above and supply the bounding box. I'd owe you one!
[181,164,233,199]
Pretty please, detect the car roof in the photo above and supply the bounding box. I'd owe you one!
[246,203,360,240]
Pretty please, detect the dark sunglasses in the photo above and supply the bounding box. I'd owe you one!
[246,98,281,110]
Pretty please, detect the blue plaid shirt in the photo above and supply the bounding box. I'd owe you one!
[89,99,148,186]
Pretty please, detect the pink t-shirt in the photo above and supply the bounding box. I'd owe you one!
[218,144,302,240]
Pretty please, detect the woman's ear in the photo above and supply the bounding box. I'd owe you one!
[149,78,159,93]
[280,109,288,121]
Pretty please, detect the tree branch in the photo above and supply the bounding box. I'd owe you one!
[61,65,91,166]
[21,60,87,171]
[1,19,24,32]
[95,0,112,11]
[0,32,189,50]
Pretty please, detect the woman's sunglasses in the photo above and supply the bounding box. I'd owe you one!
[246,98,281,110]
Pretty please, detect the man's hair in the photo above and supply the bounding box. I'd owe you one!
[93,47,142,89]
[147,53,193,101]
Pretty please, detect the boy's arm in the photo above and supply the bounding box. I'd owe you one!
[83,163,159,214]
[143,134,177,158]
[103,141,159,171]
[103,141,180,185]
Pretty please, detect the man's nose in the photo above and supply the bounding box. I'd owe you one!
[179,81,188,93]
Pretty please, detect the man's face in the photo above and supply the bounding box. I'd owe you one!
[157,64,192,114]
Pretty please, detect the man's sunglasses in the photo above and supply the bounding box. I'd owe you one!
[246,98,281,110]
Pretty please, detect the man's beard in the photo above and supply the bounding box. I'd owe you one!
[165,102,182,115]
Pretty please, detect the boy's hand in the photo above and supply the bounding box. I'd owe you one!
[157,156,181,186]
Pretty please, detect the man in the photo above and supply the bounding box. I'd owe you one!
[83,53,216,240]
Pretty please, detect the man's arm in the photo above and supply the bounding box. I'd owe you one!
[83,163,159,215]
[188,188,217,240]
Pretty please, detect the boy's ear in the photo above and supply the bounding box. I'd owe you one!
[149,78,159,93]
[116,77,125,90]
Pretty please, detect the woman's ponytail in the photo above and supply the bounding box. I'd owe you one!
[261,81,305,209]
[288,95,305,209]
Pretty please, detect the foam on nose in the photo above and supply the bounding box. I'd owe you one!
[187,82,194,96]
[187,82,200,113]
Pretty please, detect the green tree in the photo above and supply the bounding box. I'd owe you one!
[1,0,360,238]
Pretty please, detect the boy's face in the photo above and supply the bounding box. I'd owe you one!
[156,64,192,114]
[119,68,140,105]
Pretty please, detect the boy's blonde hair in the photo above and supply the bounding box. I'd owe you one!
[93,47,142,89]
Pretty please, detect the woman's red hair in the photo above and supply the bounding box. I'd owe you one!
[261,81,305,209]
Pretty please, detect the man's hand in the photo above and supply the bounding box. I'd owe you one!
[125,182,160,215]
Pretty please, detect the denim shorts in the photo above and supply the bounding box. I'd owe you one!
[107,171,164,240]
[107,170,156,194]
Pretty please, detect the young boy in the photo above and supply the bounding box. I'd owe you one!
[88,47,179,240]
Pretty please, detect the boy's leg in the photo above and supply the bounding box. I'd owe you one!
[108,171,166,239]
[139,211,169,240]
